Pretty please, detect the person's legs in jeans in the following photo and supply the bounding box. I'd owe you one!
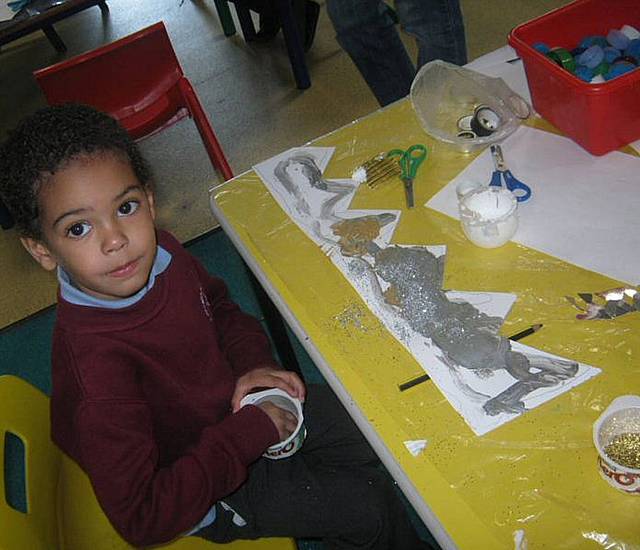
[326,0,467,106]
[395,0,467,68]
[326,0,415,106]
[194,385,433,549]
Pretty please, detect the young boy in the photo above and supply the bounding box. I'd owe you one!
[0,104,431,549]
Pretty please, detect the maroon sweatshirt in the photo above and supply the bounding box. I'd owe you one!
[50,230,280,546]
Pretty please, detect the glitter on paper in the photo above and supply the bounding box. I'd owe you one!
[371,245,579,416]
[255,147,599,435]
[332,216,386,257]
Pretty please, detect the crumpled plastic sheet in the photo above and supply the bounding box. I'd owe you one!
[210,98,640,549]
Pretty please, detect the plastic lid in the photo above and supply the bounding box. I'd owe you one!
[620,24,640,40]
[603,46,621,63]
[605,61,636,80]
[533,42,550,54]
[577,45,604,69]
[592,61,610,76]
[575,66,594,82]
[580,35,608,49]
[626,39,640,59]
[607,29,630,51]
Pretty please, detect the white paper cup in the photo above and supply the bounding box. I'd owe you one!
[240,388,306,460]
[459,187,518,248]
[455,179,487,202]
[593,395,640,494]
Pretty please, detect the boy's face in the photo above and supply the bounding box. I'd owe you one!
[22,152,158,301]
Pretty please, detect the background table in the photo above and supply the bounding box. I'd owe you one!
[0,0,108,52]
[210,99,640,549]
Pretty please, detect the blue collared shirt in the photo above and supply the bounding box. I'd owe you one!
[58,245,172,308]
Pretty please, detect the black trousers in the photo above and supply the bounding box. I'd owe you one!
[194,385,431,549]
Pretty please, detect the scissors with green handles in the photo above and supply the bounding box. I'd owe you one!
[386,144,428,208]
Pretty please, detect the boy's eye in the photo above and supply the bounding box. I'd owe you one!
[67,222,91,238]
[118,200,140,216]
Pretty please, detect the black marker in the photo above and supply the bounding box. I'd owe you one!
[509,323,543,342]
[398,373,431,392]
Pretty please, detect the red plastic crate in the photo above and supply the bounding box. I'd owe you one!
[508,0,640,155]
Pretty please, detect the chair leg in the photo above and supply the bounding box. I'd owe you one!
[274,0,310,89]
[179,78,234,181]
[234,3,257,42]
[213,0,236,37]
[42,25,66,52]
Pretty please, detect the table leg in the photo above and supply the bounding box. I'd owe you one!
[42,24,66,52]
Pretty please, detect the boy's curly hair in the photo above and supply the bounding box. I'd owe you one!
[0,103,152,239]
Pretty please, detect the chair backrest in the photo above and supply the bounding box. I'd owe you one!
[0,375,61,550]
[33,22,233,180]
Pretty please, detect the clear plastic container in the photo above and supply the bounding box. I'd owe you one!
[410,60,530,154]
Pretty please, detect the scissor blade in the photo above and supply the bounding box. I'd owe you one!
[403,178,414,208]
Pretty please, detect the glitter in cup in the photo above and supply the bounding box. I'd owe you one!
[593,395,640,494]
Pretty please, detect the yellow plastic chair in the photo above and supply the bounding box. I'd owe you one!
[0,375,297,550]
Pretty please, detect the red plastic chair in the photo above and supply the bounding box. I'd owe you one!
[33,21,233,181]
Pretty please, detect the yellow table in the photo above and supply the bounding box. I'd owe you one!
[210,100,640,549]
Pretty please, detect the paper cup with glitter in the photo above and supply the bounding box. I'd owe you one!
[593,395,640,494]
[241,388,306,460]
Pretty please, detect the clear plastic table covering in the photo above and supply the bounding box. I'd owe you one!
[210,99,640,549]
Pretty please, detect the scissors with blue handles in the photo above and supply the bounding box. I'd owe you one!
[386,144,428,208]
[489,144,532,202]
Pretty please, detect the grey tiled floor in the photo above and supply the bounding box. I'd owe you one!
[1,0,571,239]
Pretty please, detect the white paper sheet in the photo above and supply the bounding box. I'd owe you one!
[253,147,601,436]
[466,45,533,107]
[427,126,640,285]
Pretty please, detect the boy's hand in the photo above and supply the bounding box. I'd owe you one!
[231,366,306,412]
[257,401,298,443]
